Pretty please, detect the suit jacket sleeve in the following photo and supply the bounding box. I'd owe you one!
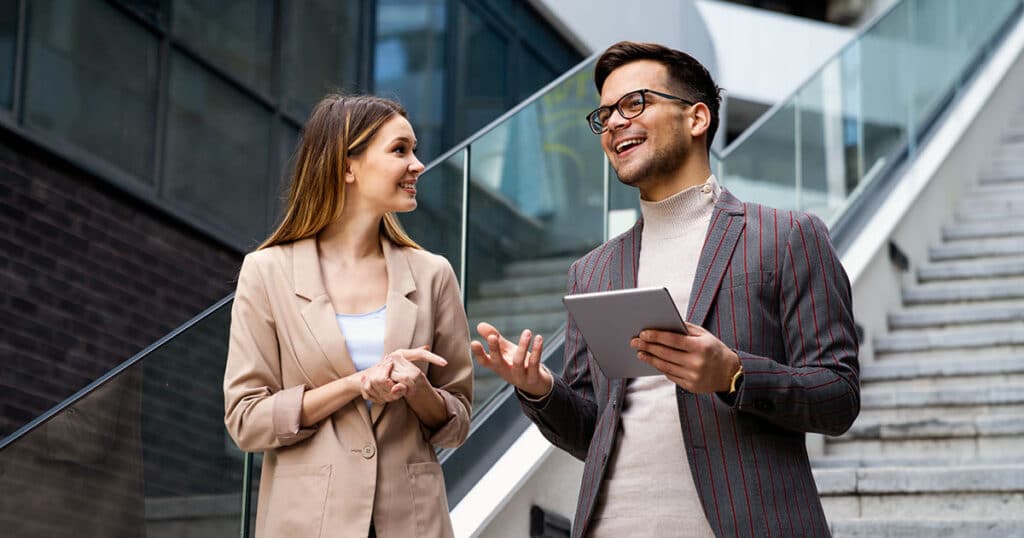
[724,212,860,436]
[517,260,600,461]
[422,260,474,448]
[224,253,317,452]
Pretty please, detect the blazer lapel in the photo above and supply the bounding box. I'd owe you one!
[686,189,745,327]
[294,238,359,382]
[372,238,419,425]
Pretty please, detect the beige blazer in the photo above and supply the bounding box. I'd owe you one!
[224,237,473,538]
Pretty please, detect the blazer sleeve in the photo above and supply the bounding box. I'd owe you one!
[517,260,600,461]
[723,212,861,436]
[421,260,473,448]
[224,253,316,452]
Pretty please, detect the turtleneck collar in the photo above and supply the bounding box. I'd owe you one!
[639,175,720,239]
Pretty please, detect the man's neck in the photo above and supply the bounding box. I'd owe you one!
[638,159,713,202]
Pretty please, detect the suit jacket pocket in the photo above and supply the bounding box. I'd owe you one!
[407,462,454,538]
[264,463,332,538]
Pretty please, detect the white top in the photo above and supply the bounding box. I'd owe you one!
[590,176,719,537]
[336,305,387,372]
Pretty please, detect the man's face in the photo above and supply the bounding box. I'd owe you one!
[599,60,693,192]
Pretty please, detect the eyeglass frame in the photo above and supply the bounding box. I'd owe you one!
[585,88,695,135]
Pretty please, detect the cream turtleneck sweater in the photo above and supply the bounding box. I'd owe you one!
[589,176,720,537]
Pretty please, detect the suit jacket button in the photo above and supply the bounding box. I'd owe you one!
[362,444,376,459]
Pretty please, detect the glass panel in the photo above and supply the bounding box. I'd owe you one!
[0,1,17,109]
[172,0,274,94]
[114,0,169,27]
[163,52,272,243]
[721,102,798,210]
[0,303,243,538]
[24,0,159,180]
[453,5,507,141]
[399,149,465,281]
[464,66,603,411]
[375,0,447,162]
[270,120,301,227]
[281,0,361,117]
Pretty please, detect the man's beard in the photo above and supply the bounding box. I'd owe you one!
[612,138,689,187]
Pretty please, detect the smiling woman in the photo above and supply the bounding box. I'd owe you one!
[224,94,473,538]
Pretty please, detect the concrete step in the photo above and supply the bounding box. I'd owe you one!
[861,355,1024,382]
[829,519,1024,537]
[857,402,1024,426]
[930,238,1024,261]
[957,198,1024,220]
[901,277,1024,304]
[814,455,1024,469]
[859,385,1024,413]
[917,257,1024,282]
[468,293,564,318]
[816,464,1024,520]
[889,300,1024,329]
[943,219,1024,241]
[873,323,1024,354]
[503,257,575,279]
[477,273,565,298]
[826,416,1024,460]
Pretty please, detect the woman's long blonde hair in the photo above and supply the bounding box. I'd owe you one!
[259,94,422,250]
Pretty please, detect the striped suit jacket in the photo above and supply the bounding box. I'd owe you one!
[519,189,860,537]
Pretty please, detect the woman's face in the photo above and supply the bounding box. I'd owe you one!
[346,115,424,214]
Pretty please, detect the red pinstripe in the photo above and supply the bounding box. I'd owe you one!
[690,211,725,313]
[726,281,755,537]
[794,219,827,371]
[786,242,810,368]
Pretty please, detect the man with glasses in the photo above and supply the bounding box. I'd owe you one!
[473,41,859,537]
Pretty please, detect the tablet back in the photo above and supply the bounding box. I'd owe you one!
[562,287,686,378]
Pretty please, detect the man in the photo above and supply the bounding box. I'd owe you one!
[472,41,860,537]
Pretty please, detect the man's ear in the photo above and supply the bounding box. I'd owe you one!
[690,102,711,139]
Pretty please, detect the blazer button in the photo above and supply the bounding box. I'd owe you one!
[362,444,376,459]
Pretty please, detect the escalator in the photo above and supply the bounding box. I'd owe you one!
[2,0,1022,535]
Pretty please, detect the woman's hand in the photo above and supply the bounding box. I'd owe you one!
[360,356,407,404]
[388,347,448,398]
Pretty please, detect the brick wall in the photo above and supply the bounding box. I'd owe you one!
[0,129,243,438]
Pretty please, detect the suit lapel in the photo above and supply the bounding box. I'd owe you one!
[294,238,359,382]
[372,238,418,425]
[686,189,745,327]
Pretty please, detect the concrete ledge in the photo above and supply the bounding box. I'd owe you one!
[889,301,1024,327]
[815,465,1024,495]
[861,355,1024,381]
[902,279,1024,304]
[830,519,1024,538]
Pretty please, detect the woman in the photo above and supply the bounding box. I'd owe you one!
[224,95,472,538]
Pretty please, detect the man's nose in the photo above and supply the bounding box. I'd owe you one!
[605,109,630,131]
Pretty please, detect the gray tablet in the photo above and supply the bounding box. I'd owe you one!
[562,287,688,378]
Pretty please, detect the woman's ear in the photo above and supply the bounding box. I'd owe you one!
[344,162,357,184]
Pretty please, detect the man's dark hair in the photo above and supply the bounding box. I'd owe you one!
[595,41,722,151]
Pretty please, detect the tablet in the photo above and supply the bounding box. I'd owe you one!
[562,287,688,378]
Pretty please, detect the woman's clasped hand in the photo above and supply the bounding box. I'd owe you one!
[359,347,448,403]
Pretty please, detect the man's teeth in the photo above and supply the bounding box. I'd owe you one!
[616,138,645,153]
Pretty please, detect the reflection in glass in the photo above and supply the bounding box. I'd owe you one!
[0,303,242,537]
[24,0,159,180]
[375,0,447,162]
[163,52,271,243]
[453,4,507,141]
[464,67,603,410]
[281,1,361,117]
[721,103,798,210]
[172,0,273,94]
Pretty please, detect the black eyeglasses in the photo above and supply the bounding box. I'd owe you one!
[585,89,694,134]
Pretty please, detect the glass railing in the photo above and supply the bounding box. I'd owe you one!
[717,0,1022,224]
[2,0,1021,534]
[0,299,244,537]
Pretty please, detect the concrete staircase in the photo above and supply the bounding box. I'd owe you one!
[466,256,575,405]
[814,138,1024,536]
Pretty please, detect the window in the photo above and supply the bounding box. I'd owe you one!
[24,0,159,180]
[163,52,271,243]
[281,0,362,117]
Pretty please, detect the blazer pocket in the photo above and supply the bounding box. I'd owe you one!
[264,463,332,538]
[407,462,454,538]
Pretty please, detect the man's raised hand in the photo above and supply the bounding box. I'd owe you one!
[471,322,552,398]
